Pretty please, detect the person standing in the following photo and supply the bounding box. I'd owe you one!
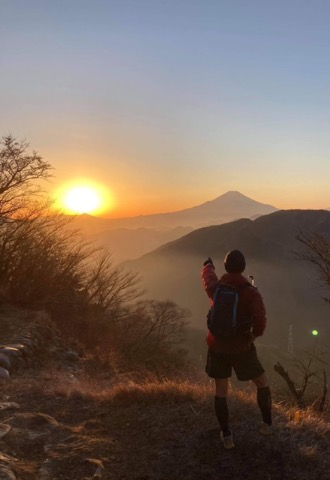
[202,250,272,449]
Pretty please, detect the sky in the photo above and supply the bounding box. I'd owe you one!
[1,0,330,217]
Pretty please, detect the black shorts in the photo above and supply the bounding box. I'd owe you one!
[205,345,265,381]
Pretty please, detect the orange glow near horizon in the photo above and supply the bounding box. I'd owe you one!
[51,179,329,219]
[54,180,114,216]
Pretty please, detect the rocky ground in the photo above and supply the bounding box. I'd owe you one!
[0,306,329,480]
[0,370,329,480]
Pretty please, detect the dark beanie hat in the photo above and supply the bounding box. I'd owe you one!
[224,250,246,273]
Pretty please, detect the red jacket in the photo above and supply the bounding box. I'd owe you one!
[201,264,267,354]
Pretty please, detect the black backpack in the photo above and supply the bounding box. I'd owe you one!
[207,283,252,338]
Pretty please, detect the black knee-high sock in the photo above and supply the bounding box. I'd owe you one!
[214,396,231,436]
[257,387,272,425]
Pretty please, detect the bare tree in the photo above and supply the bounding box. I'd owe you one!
[120,300,190,356]
[0,135,52,218]
[83,251,142,316]
[297,231,330,304]
[274,232,330,411]
[0,135,190,371]
[274,347,328,411]
[0,135,142,323]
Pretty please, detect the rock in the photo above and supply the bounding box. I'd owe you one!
[0,355,11,370]
[0,347,21,358]
[8,344,32,358]
[0,368,10,384]
[5,413,59,429]
[22,341,34,348]
[5,344,25,351]
[11,357,26,371]
[19,338,35,350]
[0,403,20,411]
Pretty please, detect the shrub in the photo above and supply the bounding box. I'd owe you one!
[0,135,190,372]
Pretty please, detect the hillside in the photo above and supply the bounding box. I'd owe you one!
[65,191,278,262]
[126,210,330,349]
[0,306,328,479]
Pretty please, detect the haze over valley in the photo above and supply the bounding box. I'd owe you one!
[71,191,278,261]
[125,208,330,352]
[67,192,330,353]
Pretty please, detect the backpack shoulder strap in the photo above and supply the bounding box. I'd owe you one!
[217,282,236,289]
[217,282,252,290]
[212,282,236,302]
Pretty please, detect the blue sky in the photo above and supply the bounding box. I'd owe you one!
[1,0,330,215]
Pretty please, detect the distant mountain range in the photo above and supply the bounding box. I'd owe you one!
[69,191,278,261]
[72,191,278,232]
[125,209,330,349]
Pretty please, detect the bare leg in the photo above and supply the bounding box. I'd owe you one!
[215,378,229,397]
[252,373,269,389]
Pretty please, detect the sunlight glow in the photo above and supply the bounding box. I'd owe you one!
[55,180,113,216]
[65,186,101,214]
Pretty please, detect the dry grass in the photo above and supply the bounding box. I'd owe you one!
[104,378,212,405]
[38,368,212,405]
[39,369,330,439]
[1,371,329,480]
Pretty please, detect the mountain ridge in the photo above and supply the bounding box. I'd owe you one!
[71,191,278,232]
[153,208,330,257]
[125,209,330,348]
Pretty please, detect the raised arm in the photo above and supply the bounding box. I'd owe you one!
[201,259,219,299]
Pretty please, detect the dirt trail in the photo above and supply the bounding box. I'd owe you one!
[0,307,329,479]
[0,373,329,480]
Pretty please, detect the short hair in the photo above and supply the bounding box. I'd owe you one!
[224,250,246,273]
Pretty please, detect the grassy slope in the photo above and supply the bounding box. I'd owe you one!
[0,373,329,480]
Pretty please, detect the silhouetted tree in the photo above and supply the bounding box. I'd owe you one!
[116,300,190,366]
[0,135,189,370]
[0,134,52,217]
[277,231,330,411]
[0,135,141,320]
[297,231,330,304]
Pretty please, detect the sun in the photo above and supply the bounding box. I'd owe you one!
[55,181,113,216]
[64,186,101,214]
